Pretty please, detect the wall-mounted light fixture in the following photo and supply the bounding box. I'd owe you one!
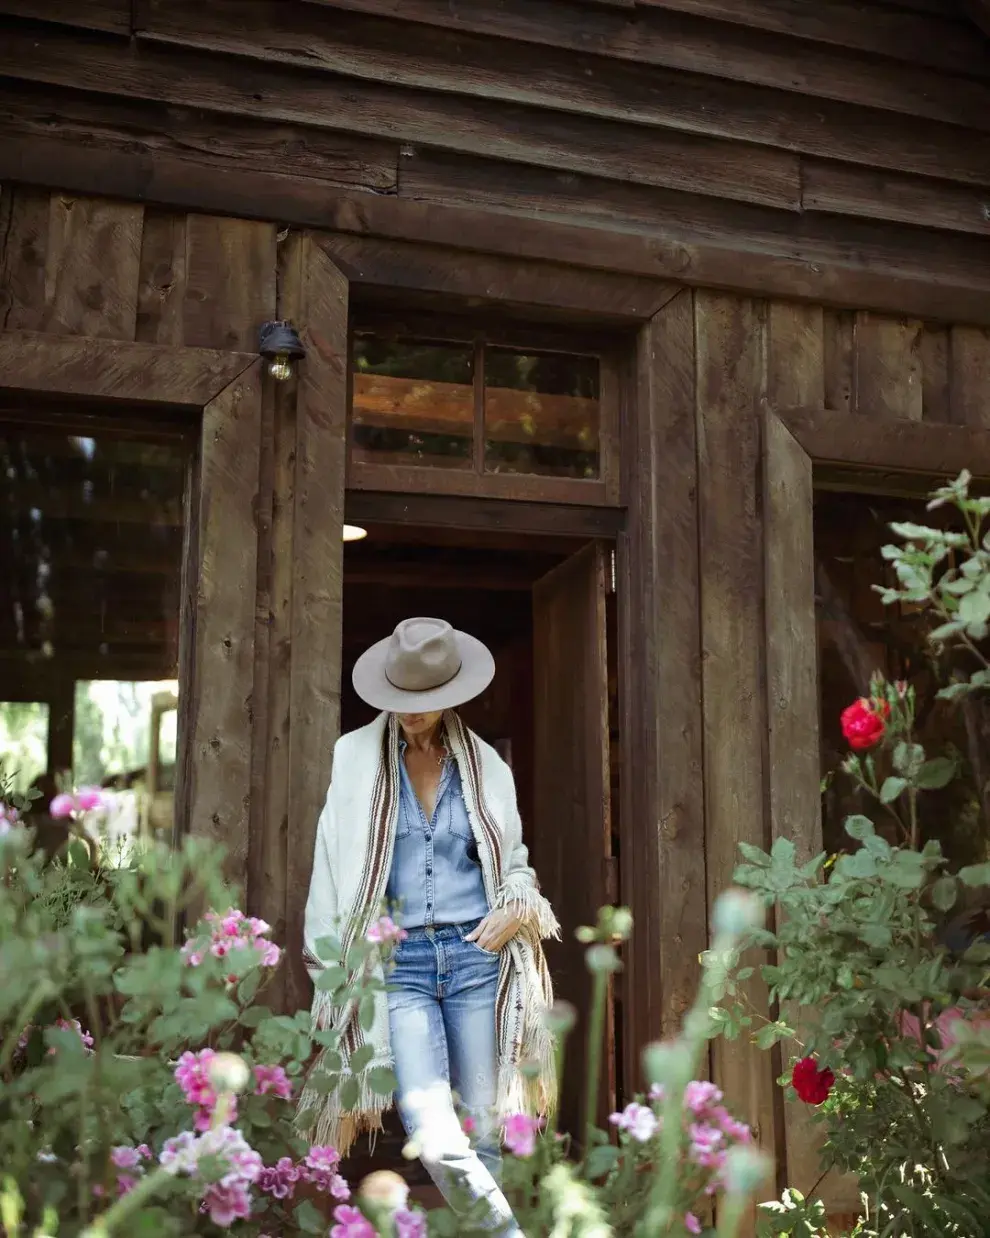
[258,320,305,382]
[343,524,368,543]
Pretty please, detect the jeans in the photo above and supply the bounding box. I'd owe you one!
[387,921,522,1237]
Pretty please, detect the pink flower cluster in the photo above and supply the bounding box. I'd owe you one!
[608,1079,752,1227]
[110,1143,152,1197]
[502,1113,544,1158]
[174,1051,294,1131]
[899,1005,990,1074]
[160,1125,263,1227]
[0,802,19,834]
[49,787,107,818]
[18,1017,96,1058]
[182,908,282,974]
[331,1205,425,1238]
[254,1146,350,1203]
[366,914,408,948]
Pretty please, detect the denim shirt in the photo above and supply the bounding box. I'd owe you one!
[385,742,490,929]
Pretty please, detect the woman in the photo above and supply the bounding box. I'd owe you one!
[301,617,559,1234]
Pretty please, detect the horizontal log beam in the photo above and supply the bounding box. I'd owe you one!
[344,489,624,537]
[0,331,257,408]
[5,135,990,329]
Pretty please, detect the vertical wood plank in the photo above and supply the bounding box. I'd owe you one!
[618,288,706,1073]
[767,302,824,408]
[136,210,188,346]
[43,195,143,340]
[0,185,51,332]
[182,363,263,895]
[696,291,777,1163]
[284,237,349,1014]
[853,314,923,420]
[949,326,990,429]
[763,410,823,1199]
[823,310,854,415]
[183,215,276,351]
[920,325,951,424]
[533,542,612,1135]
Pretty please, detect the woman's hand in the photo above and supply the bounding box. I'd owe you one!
[465,907,526,953]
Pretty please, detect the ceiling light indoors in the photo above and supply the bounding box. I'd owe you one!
[343,524,368,542]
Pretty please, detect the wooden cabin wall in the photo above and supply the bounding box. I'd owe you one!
[2,2,990,324]
[0,184,343,1010]
[634,289,990,1216]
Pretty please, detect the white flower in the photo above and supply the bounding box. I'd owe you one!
[609,1102,658,1142]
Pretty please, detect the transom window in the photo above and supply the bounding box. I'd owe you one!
[348,318,619,505]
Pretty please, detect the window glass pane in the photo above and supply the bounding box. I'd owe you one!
[484,349,600,480]
[351,335,474,469]
[0,425,189,852]
[0,701,49,795]
[815,490,985,867]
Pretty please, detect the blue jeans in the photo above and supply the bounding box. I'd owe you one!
[387,921,521,1237]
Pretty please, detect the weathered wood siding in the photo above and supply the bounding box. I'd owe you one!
[1,1,990,321]
[0,186,345,1010]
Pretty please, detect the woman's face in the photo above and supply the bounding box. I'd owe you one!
[396,710,443,740]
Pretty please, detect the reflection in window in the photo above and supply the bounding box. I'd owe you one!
[0,425,190,850]
[815,491,987,867]
[351,336,474,469]
[485,349,600,480]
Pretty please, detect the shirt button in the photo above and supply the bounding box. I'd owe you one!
[426,867,432,876]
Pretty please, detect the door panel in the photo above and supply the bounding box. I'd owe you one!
[532,540,614,1140]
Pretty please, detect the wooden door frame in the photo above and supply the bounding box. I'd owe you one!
[0,328,262,895]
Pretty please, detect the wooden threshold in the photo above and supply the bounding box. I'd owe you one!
[344,490,625,538]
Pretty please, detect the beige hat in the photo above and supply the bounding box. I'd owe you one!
[352,617,495,713]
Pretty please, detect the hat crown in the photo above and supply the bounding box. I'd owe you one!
[385,618,462,693]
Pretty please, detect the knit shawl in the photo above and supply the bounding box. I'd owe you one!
[297,711,560,1156]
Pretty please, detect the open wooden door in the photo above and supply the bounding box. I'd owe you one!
[532,540,614,1142]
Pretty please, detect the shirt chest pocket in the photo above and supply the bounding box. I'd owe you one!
[446,790,476,845]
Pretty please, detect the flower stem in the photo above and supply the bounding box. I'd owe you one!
[580,968,608,1173]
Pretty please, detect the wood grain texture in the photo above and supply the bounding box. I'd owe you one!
[533,541,613,1134]
[949,326,990,429]
[767,302,825,408]
[133,0,990,187]
[0,82,400,195]
[345,491,624,538]
[0,26,800,211]
[0,184,50,331]
[0,0,130,31]
[853,314,923,420]
[8,133,990,329]
[321,234,677,321]
[305,0,990,130]
[778,407,990,479]
[0,330,256,405]
[823,310,854,414]
[42,195,143,339]
[181,363,263,892]
[696,291,777,1156]
[619,292,707,1055]
[763,410,824,1203]
[135,209,187,346]
[183,215,276,351]
[284,237,349,1014]
[920,326,951,424]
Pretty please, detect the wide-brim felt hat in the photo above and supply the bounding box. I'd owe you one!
[352,617,495,713]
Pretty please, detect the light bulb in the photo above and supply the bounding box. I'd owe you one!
[268,353,293,381]
[342,524,368,542]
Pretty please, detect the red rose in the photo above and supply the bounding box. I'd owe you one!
[840,698,889,751]
[791,1056,835,1105]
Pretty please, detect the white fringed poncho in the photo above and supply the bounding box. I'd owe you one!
[298,711,560,1156]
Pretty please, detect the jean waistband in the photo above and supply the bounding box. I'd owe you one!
[400,919,484,942]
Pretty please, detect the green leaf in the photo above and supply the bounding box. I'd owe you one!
[914,756,958,790]
[893,742,925,778]
[338,1075,359,1110]
[307,1070,338,1096]
[844,815,875,842]
[585,1144,620,1178]
[930,620,966,644]
[738,842,771,867]
[314,936,342,962]
[238,1005,268,1028]
[754,1022,788,1050]
[320,1049,343,1073]
[349,1044,374,1073]
[886,851,926,889]
[931,875,958,911]
[314,965,347,994]
[294,1199,327,1234]
[959,862,990,887]
[359,993,377,1032]
[366,1066,397,1096]
[237,969,261,1005]
[879,776,907,803]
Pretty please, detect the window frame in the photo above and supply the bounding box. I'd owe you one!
[347,311,623,506]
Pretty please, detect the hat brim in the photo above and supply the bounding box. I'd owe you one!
[351,629,496,713]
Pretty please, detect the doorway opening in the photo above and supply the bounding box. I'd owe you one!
[339,517,622,1182]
